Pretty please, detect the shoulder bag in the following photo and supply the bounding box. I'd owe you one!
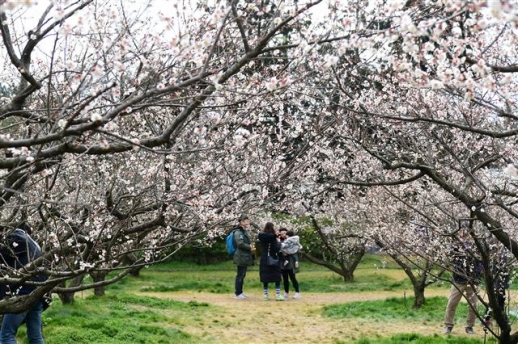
[267,243,279,266]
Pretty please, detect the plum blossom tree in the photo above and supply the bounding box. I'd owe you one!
[365,187,448,309]
[2,1,518,342]
[0,0,335,309]
[263,1,518,342]
[301,216,367,282]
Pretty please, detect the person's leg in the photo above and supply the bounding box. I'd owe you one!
[288,270,299,293]
[240,266,248,295]
[275,281,281,296]
[235,266,247,296]
[0,311,28,344]
[281,270,290,298]
[282,270,290,293]
[275,281,284,300]
[465,285,478,328]
[444,283,464,327]
[263,282,269,300]
[25,301,44,344]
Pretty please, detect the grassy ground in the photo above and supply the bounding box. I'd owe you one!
[16,257,507,343]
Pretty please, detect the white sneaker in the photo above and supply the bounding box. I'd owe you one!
[293,292,301,299]
[283,293,289,299]
[235,293,246,299]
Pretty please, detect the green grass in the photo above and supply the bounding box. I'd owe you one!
[111,268,236,295]
[352,334,487,344]
[24,294,217,344]
[304,270,414,292]
[324,296,452,322]
[119,259,415,295]
[12,255,503,343]
[324,297,497,344]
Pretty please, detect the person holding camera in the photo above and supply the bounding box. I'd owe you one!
[0,223,48,344]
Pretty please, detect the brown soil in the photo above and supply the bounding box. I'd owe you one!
[139,289,488,344]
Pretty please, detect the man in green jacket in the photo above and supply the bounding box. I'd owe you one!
[233,215,254,299]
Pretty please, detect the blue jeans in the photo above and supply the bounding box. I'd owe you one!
[0,300,44,344]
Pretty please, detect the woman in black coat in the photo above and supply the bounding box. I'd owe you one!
[258,222,284,301]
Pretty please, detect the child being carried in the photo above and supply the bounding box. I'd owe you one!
[280,230,302,267]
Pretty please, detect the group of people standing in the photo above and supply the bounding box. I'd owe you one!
[232,215,302,301]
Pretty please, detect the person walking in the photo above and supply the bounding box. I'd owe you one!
[279,229,301,299]
[443,225,482,335]
[258,222,283,301]
[233,215,254,300]
[0,223,47,344]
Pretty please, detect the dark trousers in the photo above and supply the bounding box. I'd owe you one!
[235,266,247,295]
[282,269,299,293]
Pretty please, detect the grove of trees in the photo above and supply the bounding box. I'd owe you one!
[2,0,518,342]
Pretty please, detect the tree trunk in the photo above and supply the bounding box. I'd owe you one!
[121,253,143,276]
[413,285,425,309]
[302,252,359,282]
[129,265,143,277]
[342,247,365,282]
[59,291,75,304]
[57,274,85,304]
[342,270,354,282]
[90,271,108,296]
[374,239,434,310]
[497,330,518,344]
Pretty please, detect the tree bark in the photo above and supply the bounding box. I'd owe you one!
[57,274,85,304]
[90,271,108,296]
[413,285,425,309]
[301,250,364,282]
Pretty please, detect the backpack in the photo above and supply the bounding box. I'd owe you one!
[226,230,237,256]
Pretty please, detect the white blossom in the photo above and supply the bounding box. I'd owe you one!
[429,80,444,89]
[131,138,140,150]
[233,134,246,146]
[323,55,339,69]
[265,78,278,91]
[503,164,518,179]
[400,14,417,34]
[90,113,102,122]
[487,0,503,18]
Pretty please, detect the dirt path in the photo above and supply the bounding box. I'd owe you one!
[139,289,487,343]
